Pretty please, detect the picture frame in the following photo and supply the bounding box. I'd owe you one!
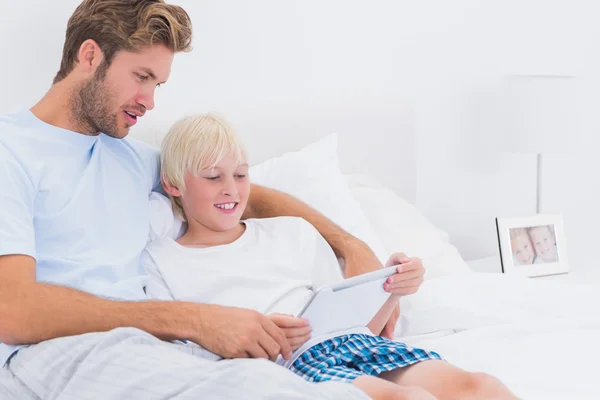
[495,214,569,277]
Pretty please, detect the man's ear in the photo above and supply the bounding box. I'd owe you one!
[77,39,104,75]
[162,178,182,197]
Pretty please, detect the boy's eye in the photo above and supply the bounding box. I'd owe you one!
[206,176,220,181]
[235,174,247,179]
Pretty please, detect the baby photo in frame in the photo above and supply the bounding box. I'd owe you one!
[495,214,569,277]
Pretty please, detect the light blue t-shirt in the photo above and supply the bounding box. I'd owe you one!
[0,110,161,366]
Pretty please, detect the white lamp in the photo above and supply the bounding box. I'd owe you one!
[502,74,576,214]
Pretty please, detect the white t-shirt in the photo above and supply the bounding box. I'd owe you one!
[142,217,371,367]
[0,110,160,366]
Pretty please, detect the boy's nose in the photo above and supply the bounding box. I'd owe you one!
[221,179,238,196]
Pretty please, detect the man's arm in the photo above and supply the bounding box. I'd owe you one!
[244,183,378,277]
[0,254,292,361]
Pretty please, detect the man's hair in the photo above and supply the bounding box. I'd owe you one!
[161,114,247,220]
[54,0,193,84]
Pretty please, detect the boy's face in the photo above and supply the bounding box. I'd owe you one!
[511,234,535,265]
[179,152,250,232]
[529,226,558,262]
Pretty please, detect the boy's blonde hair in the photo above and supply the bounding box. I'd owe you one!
[160,114,247,220]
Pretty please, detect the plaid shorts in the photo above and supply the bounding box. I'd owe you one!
[289,334,443,383]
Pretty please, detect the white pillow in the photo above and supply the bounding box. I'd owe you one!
[148,191,184,243]
[249,134,389,264]
[345,174,472,279]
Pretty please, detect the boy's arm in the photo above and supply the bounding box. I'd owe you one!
[0,254,292,361]
[244,184,381,278]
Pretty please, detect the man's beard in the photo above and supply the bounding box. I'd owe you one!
[70,65,122,138]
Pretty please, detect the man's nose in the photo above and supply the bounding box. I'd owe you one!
[137,87,155,111]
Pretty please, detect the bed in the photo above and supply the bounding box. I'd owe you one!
[142,131,599,400]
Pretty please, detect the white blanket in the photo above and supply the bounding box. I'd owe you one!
[396,274,600,399]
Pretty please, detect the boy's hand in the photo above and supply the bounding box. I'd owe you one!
[380,253,425,339]
[268,313,312,351]
[383,253,425,296]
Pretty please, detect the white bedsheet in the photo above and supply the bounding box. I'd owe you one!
[395,274,600,399]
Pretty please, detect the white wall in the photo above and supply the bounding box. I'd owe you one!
[1,0,599,270]
[412,0,600,270]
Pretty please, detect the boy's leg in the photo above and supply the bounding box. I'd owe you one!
[379,360,520,400]
[353,375,438,400]
[5,327,370,400]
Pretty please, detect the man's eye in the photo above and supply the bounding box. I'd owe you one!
[136,73,148,81]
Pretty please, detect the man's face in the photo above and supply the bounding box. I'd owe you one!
[73,45,174,138]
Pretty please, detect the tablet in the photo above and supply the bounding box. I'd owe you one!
[297,265,398,336]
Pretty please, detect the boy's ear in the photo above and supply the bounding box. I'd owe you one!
[162,178,182,197]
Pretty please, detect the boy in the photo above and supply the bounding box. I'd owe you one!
[142,114,518,400]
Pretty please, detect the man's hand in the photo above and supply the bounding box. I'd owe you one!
[268,313,312,351]
[383,253,425,296]
[194,305,293,362]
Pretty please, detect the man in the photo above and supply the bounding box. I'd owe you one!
[0,1,425,398]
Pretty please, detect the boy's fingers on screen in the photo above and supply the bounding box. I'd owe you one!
[395,259,423,272]
[388,277,423,289]
[386,281,423,295]
[387,269,424,284]
[386,252,409,267]
[289,335,311,350]
[282,325,312,338]
[269,314,309,328]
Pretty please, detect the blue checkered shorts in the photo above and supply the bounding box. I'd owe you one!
[289,334,443,383]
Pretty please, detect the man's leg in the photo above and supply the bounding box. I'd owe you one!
[5,327,371,400]
[379,360,519,400]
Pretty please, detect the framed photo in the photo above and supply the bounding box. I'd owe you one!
[495,214,569,277]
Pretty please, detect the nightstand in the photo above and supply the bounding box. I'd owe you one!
[466,255,600,285]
